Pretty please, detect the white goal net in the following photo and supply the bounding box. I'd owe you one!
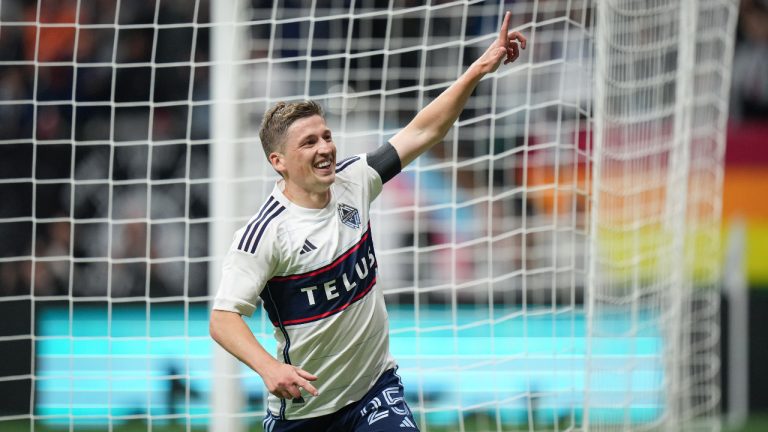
[0,0,737,431]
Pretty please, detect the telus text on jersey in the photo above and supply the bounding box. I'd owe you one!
[299,247,376,306]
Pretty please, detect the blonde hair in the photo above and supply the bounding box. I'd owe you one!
[259,101,324,156]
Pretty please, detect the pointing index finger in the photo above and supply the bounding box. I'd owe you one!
[499,11,511,44]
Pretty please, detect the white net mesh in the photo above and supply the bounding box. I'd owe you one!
[0,0,737,431]
[588,0,736,430]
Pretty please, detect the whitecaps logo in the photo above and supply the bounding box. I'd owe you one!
[338,203,360,229]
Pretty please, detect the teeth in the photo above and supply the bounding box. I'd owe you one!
[315,161,331,168]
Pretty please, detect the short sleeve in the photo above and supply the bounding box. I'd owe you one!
[365,157,384,202]
[213,232,279,317]
[335,154,384,203]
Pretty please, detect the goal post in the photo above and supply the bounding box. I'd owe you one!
[588,0,738,429]
[0,0,739,431]
[209,1,246,431]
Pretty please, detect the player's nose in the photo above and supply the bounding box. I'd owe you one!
[317,137,334,154]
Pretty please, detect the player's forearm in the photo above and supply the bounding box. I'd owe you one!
[209,309,280,377]
[390,64,486,167]
[411,65,485,140]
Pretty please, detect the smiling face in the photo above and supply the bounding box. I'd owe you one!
[269,114,336,208]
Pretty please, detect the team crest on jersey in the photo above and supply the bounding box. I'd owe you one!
[338,203,361,229]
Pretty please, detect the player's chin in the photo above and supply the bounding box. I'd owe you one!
[313,169,336,185]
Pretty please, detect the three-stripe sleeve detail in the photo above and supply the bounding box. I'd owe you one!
[237,196,285,254]
[335,156,360,173]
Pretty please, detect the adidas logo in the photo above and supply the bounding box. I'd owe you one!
[399,417,417,428]
[300,239,317,255]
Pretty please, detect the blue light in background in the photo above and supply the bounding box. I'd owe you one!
[34,303,664,426]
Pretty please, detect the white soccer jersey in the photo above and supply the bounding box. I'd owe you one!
[213,153,397,419]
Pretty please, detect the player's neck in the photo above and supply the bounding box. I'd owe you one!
[282,184,331,209]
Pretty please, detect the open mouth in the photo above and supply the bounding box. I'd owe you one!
[314,160,333,170]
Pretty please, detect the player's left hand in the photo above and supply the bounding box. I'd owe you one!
[474,11,527,74]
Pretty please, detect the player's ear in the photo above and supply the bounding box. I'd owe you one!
[269,151,287,175]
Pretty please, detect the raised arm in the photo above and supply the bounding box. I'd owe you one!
[389,11,526,167]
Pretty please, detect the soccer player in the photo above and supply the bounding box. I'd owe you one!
[209,11,526,432]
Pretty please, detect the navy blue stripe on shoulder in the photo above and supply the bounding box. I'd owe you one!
[237,198,285,254]
[249,206,285,254]
[240,201,280,251]
[237,196,275,250]
[335,155,361,173]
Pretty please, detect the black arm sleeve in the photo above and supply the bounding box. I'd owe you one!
[366,142,402,184]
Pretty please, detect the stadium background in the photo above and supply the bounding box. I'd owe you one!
[0,0,766,430]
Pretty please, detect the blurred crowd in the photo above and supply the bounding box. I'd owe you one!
[731,0,768,121]
[0,0,766,301]
[0,0,211,298]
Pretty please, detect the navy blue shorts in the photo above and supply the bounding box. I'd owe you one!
[262,368,419,432]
